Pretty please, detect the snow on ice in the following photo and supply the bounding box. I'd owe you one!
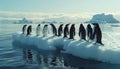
[12,24,120,64]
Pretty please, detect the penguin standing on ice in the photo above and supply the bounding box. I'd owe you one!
[93,23,104,45]
[79,24,86,41]
[22,24,27,35]
[42,25,49,37]
[63,24,70,38]
[87,24,93,41]
[36,24,42,36]
[69,24,75,39]
[58,24,63,36]
[50,24,57,36]
[27,25,32,36]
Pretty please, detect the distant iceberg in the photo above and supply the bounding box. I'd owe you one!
[86,13,119,23]
[14,18,32,24]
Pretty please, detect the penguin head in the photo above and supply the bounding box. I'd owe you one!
[38,24,40,26]
[61,24,63,26]
[66,24,70,26]
[50,23,53,26]
[92,23,98,25]
[80,24,83,27]
[88,24,90,26]
[24,24,27,26]
[29,25,32,28]
[72,24,75,26]
[92,23,99,27]
[87,24,91,27]
[45,25,48,27]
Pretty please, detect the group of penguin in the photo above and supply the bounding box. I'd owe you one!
[22,23,104,45]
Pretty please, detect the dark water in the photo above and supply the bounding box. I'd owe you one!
[0,24,120,69]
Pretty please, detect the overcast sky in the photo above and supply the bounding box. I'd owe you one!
[0,0,120,13]
[0,0,120,21]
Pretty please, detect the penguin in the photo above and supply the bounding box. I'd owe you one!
[36,24,42,36]
[58,24,63,36]
[27,25,32,36]
[63,24,70,38]
[50,24,57,36]
[79,24,86,41]
[42,25,49,37]
[87,24,93,41]
[22,24,27,35]
[92,23,104,45]
[69,24,75,39]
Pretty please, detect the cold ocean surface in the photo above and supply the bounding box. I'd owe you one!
[1,24,120,69]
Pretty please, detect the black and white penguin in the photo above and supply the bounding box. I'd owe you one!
[69,24,75,39]
[79,24,86,41]
[87,24,93,41]
[43,25,49,37]
[50,24,57,36]
[93,23,104,45]
[63,24,70,38]
[36,24,42,36]
[22,24,27,35]
[58,24,63,36]
[27,25,32,35]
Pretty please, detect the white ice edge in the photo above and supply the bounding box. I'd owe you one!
[12,31,120,64]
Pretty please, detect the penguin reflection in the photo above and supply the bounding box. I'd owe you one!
[23,49,33,63]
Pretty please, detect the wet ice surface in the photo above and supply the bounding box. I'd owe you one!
[11,44,102,69]
[1,24,120,69]
[13,23,120,64]
[11,42,120,69]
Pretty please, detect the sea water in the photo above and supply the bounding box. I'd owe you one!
[0,24,120,69]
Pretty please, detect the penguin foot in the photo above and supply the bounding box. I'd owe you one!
[79,39,87,42]
[84,39,87,42]
[94,42,104,46]
[57,35,60,37]
[93,43,96,45]
[63,37,67,39]
[87,40,92,42]
[100,43,104,46]
[52,35,55,37]
[86,40,89,42]
[69,38,74,40]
